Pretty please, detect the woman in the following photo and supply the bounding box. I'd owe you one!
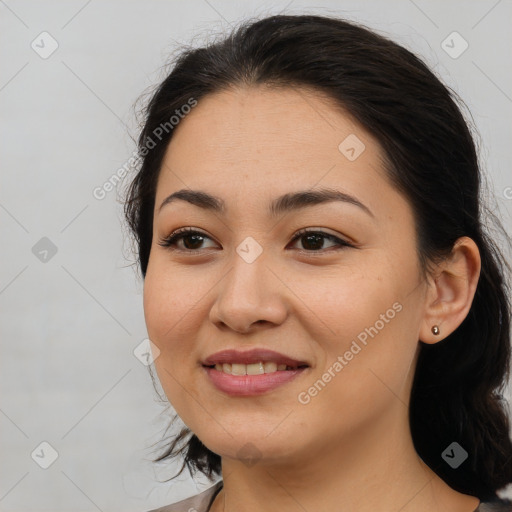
[123,14,512,512]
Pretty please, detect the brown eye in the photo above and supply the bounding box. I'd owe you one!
[158,228,218,251]
[289,229,353,252]
[158,227,354,254]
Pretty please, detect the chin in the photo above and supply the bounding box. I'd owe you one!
[199,429,300,465]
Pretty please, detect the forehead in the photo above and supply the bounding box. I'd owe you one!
[161,86,384,188]
[166,84,374,163]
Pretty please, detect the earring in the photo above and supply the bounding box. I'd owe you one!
[431,325,440,335]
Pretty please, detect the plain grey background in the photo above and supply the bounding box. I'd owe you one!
[1,0,511,510]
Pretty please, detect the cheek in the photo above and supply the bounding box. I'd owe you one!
[295,258,420,415]
[143,264,195,380]
[143,257,213,425]
[143,258,200,343]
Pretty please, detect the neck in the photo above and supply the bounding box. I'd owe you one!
[210,402,480,512]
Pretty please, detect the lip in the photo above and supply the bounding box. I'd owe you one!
[203,366,309,396]
[201,348,310,396]
[202,348,309,367]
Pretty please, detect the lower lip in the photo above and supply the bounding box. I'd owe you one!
[203,366,308,396]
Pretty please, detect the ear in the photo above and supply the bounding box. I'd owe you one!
[419,236,481,344]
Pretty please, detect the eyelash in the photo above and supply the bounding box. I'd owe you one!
[157,227,355,255]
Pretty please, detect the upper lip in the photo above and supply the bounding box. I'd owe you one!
[202,348,309,367]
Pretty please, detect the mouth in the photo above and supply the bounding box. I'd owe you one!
[201,348,310,373]
[203,361,309,375]
[201,348,310,395]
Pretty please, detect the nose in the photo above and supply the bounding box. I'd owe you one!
[209,249,288,334]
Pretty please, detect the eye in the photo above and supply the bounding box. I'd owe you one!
[157,227,355,253]
[157,227,218,251]
[288,228,354,253]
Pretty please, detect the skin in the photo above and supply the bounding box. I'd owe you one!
[143,84,481,512]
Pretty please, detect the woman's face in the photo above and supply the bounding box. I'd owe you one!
[144,85,430,466]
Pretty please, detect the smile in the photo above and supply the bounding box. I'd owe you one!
[208,362,308,375]
[203,364,309,396]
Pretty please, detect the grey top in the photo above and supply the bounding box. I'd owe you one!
[146,480,512,511]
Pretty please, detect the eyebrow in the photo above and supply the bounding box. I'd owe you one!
[158,187,374,218]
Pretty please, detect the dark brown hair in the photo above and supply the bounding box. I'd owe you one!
[123,14,512,500]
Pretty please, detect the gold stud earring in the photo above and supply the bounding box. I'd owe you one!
[431,325,440,335]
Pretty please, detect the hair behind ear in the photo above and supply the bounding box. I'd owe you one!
[410,233,512,500]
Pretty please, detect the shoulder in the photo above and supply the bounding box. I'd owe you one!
[475,498,512,512]
[143,483,512,512]
[145,481,223,512]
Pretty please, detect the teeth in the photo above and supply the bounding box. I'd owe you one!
[231,363,246,376]
[212,362,300,375]
[264,362,277,373]
[247,362,265,375]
